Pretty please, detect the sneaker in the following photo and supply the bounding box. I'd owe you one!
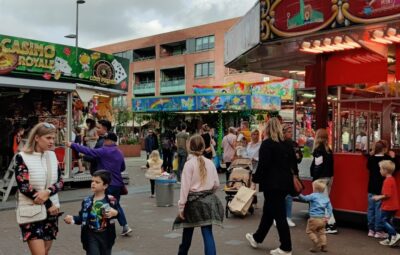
[379,238,391,246]
[320,245,328,252]
[325,224,338,234]
[150,194,155,198]
[374,231,388,239]
[389,233,400,246]
[245,233,258,248]
[270,247,292,255]
[121,225,132,236]
[309,246,320,253]
[287,218,296,227]
[368,230,375,237]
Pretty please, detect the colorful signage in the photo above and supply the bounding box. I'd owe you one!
[260,0,400,42]
[193,82,251,94]
[132,94,280,112]
[197,95,251,111]
[0,34,129,91]
[251,78,297,100]
[251,94,281,111]
[342,0,400,23]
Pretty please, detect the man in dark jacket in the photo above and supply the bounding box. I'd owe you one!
[145,129,158,159]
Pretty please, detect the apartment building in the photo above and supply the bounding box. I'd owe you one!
[93,18,268,108]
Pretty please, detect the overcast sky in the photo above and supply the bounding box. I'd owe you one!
[0,0,255,49]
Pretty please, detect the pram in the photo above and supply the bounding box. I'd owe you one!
[223,158,255,218]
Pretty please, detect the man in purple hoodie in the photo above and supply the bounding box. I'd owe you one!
[66,132,132,236]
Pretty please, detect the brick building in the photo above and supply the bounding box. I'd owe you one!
[93,18,269,108]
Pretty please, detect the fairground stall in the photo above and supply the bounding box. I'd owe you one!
[225,0,400,220]
[0,34,129,200]
[133,88,282,160]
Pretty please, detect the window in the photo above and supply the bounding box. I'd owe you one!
[195,62,214,78]
[113,51,133,62]
[195,35,215,51]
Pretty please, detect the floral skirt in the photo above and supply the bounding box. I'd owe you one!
[19,215,59,242]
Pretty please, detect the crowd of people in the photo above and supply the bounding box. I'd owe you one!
[12,116,400,255]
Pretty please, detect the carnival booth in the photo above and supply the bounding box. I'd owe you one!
[0,34,129,200]
[225,0,400,219]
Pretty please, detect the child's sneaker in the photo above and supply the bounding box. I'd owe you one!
[379,238,391,246]
[368,230,375,237]
[320,245,328,252]
[309,245,320,253]
[325,223,338,234]
[374,231,388,239]
[389,233,400,246]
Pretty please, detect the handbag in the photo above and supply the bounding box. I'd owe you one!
[120,185,128,196]
[228,186,256,216]
[290,175,304,196]
[16,152,54,224]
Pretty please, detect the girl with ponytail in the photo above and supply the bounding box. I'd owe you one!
[173,135,223,255]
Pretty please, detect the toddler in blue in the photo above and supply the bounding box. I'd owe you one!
[299,180,333,253]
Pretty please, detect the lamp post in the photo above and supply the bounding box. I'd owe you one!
[65,0,85,70]
[64,0,85,180]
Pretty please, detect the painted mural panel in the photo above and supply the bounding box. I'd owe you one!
[196,95,251,111]
[251,95,281,111]
[342,0,400,23]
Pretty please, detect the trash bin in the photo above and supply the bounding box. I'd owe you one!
[155,178,176,207]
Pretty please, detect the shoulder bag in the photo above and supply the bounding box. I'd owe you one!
[16,152,53,224]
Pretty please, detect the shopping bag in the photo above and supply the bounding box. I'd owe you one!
[228,186,256,216]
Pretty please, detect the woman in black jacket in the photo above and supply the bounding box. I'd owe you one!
[245,117,295,255]
[310,128,337,234]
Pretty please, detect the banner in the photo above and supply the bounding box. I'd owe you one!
[0,34,129,92]
[193,82,251,94]
[196,95,251,111]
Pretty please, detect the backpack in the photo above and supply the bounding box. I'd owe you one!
[162,137,171,150]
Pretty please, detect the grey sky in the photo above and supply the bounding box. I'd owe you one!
[0,0,255,49]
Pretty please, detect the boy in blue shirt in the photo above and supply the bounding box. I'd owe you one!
[299,180,333,253]
[64,170,119,255]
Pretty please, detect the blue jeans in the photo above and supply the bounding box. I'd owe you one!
[367,193,384,232]
[285,195,293,219]
[106,185,128,227]
[381,210,397,239]
[178,225,216,255]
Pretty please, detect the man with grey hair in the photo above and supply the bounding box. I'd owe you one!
[222,127,237,181]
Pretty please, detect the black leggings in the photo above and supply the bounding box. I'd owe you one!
[150,179,155,195]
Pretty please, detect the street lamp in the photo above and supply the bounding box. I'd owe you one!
[64,0,85,69]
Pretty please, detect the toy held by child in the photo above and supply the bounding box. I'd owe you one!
[299,180,333,253]
[64,170,119,255]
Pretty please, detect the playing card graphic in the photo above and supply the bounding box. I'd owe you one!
[53,57,72,76]
[111,59,127,83]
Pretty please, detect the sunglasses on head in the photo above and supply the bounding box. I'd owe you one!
[43,122,55,129]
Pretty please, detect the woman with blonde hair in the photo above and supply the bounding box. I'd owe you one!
[173,135,223,255]
[14,122,64,255]
[310,128,337,234]
[145,150,163,198]
[246,117,295,255]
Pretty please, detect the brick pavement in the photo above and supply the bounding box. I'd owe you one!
[0,153,399,254]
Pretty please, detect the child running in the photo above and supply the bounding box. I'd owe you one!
[373,160,400,247]
[64,170,119,255]
[299,180,333,253]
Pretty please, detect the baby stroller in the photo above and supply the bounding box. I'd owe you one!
[223,158,255,218]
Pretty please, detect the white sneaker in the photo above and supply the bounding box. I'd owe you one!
[270,247,292,255]
[389,233,400,246]
[245,233,258,248]
[273,220,276,226]
[379,238,391,246]
[287,218,296,227]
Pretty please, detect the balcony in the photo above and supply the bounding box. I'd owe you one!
[134,82,155,95]
[160,78,185,94]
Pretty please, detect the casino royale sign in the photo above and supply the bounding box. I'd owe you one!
[0,34,129,92]
[1,38,55,69]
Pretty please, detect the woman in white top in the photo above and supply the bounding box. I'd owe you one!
[246,129,261,171]
[173,135,223,255]
[14,122,64,255]
[84,118,98,149]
